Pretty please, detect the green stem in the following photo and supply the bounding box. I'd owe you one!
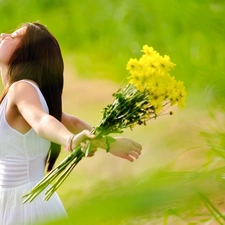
[44,152,84,200]
[23,146,82,202]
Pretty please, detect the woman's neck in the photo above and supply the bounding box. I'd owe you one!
[0,64,9,87]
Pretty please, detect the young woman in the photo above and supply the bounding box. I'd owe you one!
[0,22,142,225]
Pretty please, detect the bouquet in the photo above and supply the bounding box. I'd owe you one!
[23,45,186,202]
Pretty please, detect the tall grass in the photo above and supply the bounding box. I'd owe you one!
[1,1,224,86]
[1,0,225,224]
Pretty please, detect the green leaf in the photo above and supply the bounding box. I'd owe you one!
[85,141,92,157]
[105,136,116,152]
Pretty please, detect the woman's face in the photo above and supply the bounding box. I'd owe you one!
[0,26,26,67]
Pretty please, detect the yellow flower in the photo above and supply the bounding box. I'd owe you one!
[175,81,187,108]
[126,58,139,72]
[163,55,176,70]
[141,45,159,58]
[152,55,176,74]
[126,44,186,111]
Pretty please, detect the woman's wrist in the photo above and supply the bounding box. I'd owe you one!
[92,136,116,152]
[65,134,76,152]
[91,136,107,150]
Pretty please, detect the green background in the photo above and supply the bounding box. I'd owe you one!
[1,0,225,224]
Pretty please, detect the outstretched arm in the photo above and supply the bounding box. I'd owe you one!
[92,137,142,162]
[61,112,142,161]
[61,112,93,134]
[8,81,94,150]
[9,81,142,160]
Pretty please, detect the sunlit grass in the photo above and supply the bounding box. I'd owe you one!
[1,0,225,224]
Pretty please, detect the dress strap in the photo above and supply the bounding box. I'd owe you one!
[19,80,49,113]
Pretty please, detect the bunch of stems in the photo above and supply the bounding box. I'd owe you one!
[23,146,85,202]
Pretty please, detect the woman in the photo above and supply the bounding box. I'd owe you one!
[0,22,142,225]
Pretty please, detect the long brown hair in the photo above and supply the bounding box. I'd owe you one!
[0,22,64,171]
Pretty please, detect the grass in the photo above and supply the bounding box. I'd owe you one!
[1,0,225,224]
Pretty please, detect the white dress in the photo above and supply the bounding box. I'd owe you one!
[0,80,69,225]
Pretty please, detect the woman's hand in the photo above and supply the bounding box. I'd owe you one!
[70,130,96,157]
[71,132,142,160]
[109,137,142,162]
[92,136,142,162]
[80,139,97,157]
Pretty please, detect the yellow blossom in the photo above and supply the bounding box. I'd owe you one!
[126,44,186,114]
[141,45,159,58]
[126,58,139,72]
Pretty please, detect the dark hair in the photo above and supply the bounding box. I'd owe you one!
[0,22,64,171]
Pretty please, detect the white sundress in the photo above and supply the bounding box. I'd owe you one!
[0,80,69,225]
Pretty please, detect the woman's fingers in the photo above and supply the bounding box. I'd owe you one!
[72,130,95,151]
[132,140,143,151]
[124,155,134,162]
[129,150,140,159]
[108,137,143,162]
[80,136,97,157]
[131,142,142,157]
[123,150,140,162]
[132,146,142,155]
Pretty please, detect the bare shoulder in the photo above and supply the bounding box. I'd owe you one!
[9,80,38,92]
[8,80,40,105]
[6,81,40,133]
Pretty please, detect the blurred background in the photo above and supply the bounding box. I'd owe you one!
[1,0,225,224]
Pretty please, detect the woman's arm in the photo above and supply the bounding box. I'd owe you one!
[92,137,142,162]
[61,112,92,134]
[61,112,142,161]
[9,81,142,160]
[8,81,94,149]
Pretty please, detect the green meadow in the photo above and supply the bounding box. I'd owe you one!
[1,0,225,224]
